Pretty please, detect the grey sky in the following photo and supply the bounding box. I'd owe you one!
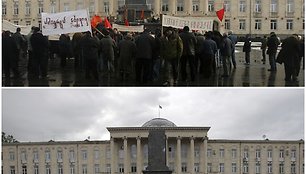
[2,88,304,142]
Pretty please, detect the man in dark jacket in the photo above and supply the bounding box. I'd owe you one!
[59,33,72,67]
[134,29,155,84]
[200,31,217,78]
[30,27,49,79]
[242,34,251,65]
[79,31,100,80]
[100,28,117,74]
[220,33,233,77]
[267,32,280,71]
[2,31,19,82]
[260,35,268,64]
[228,30,238,68]
[179,26,197,82]
[280,34,301,82]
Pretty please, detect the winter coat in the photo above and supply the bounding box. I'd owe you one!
[220,37,232,56]
[118,39,137,70]
[200,38,218,56]
[267,35,280,55]
[179,31,197,56]
[161,35,183,60]
[135,32,155,59]
[30,32,49,59]
[280,36,301,67]
[100,35,117,61]
[79,34,99,60]
[243,38,251,53]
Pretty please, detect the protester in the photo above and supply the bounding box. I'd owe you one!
[220,33,233,77]
[71,32,84,68]
[160,28,183,86]
[30,27,50,79]
[260,35,268,64]
[195,31,205,73]
[59,33,72,67]
[179,26,197,82]
[79,31,100,80]
[152,28,162,81]
[134,29,155,84]
[2,31,19,82]
[267,32,280,71]
[100,28,117,75]
[228,30,238,68]
[242,34,251,65]
[118,33,137,80]
[26,26,35,75]
[200,31,218,78]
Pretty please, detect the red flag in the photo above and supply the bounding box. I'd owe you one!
[216,8,225,22]
[91,15,103,28]
[104,18,112,28]
[140,9,144,20]
[124,18,129,26]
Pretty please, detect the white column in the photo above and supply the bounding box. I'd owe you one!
[185,0,193,15]
[169,0,176,15]
[176,136,181,174]
[94,0,99,15]
[123,137,129,174]
[189,137,195,174]
[203,136,208,174]
[111,137,116,174]
[136,137,142,174]
[154,0,161,16]
[200,0,208,14]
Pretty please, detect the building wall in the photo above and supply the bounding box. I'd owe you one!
[2,139,304,174]
[2,0,304,37]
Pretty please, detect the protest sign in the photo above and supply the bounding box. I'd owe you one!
[112,24,144,33]
[41,9,91,36]
[162,15,213,31]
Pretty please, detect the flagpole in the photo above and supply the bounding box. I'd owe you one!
[158,106,160,118]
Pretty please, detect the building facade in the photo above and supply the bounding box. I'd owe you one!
[2,118,304,174]
[2,0,305,37]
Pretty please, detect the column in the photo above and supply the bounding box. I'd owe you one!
[94,0,99,15]
[203,136,208,174]
[185,0,193,15]
[110,137,116,174]
[189,137,195,174]
[200,0,208,14]
[165,136,169,166]
[109,0,118,16]
[176,136,181,174]
[169,0,176,15]
[154,0,161,16]
[136,137,142,174]
[123,137,129,174]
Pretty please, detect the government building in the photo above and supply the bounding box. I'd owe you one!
[2,118,304,174]
[2,0,305,38]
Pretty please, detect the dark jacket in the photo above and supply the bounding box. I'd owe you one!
[100,35,117,61]
[261,37,267,50]
[161,34,183,60]
[59,34,72,57]
[220,37,232,56]
[135,32,155,59]
[267,35,280,55]
[79,33,99,60]
[195,34,205,55]
[118,38,137,69]
[280,36,301,66]
[200,38,217,56]
[228,34,237,51]
[243,37,251,53]
[2,33,18,63]
[179,31,197,56]
[30,32,49,58]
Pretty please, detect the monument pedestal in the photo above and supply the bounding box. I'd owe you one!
[143,170,172,174]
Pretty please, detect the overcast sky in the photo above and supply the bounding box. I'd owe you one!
[2,88,304,142]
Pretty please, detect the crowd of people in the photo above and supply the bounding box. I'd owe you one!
[2,26,305,86]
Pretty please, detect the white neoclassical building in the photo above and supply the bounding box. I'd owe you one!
[2,118,304,174]
[2,0,305,37]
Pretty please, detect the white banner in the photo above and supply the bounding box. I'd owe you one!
[41,9,91,36]
[112,24,144,33]
[2,20,32,35]
[162,15,213,31]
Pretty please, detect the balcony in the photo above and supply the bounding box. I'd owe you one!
[270,12,279,18]
[279,158,284,162]
[286,12,294,18]
[253,12,262,18]
[291,157,296,162]
[267,157,273,162]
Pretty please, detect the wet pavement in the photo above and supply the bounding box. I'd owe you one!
[2,47,304,87]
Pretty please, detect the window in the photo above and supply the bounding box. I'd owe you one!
[182,163,187,172]
[207,163,212,173]
[208,1,214,12]
[231,149,237,159]
[194,145,200,158]
[131,163,137,173]
[239,0,246,12]
[239,19,246,30]
[255,0,262,12]
[268,163,272,173]
[177,0,184,12]
[270,19,277,30]
[82,150,87,160]
[64,3,69,12]
[291,150,296,159]
[25,2,30,15]
[21,152,27,163]
[219,163,224,173]
[9,152,15,161]
[22,166,27,174]
[268,149,273,159]
[89,2,95,13]
[207,149,212,157]
[255,149,261,158]
[106,164,111,173]
[2,3,6,15]
[119,164,124,173]
[225,19,231,30]
[280,150,284,158]
[104,2,110,13]
[57,151,63,162]
[287,0,294,13]
[13,3,19,15]
[224,1,230,12]
[256,163,261,174]
[58,165,63,174]
[279,163,284,174]
[95,164,100,174]
[50,2,56,13]
[33,151,39,162]
[69,150,75,162]
[70,165,75,174]
[131,145,136,159]
[95,150,100,160]
[162,0,169,12]
[46,166,51,174]
[10,166,15,174]
[194,163,200,173]
[243,163,248,173]
[270,0,277,13]
[192,1,199,12]
[232,163,237,173]
[291,163,296,173]
[255,19,262,30]
[77,2,83,10]
[38,3,43,14]
[182,144,188,158]
[286,19,294,30]
[168,145,175,159]
[82,165,87,174]
[220,149,225,158]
